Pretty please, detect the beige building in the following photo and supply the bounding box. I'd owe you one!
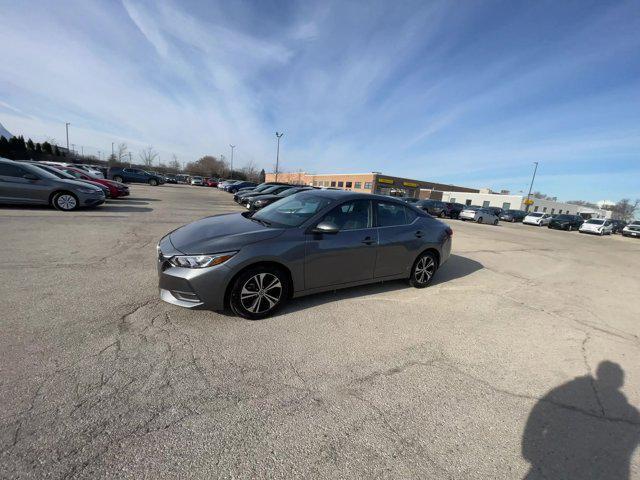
[265,171,477,198]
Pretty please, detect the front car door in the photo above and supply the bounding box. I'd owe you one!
[374,201,421,277]
[304,199,377,289]
[0,163,49,204]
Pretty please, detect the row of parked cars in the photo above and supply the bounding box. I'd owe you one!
[0,158,134,210]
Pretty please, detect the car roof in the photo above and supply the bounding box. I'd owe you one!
[295,189,411,204]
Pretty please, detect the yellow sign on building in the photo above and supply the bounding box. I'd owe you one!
[378,178,394,185]
[403,182,419,188]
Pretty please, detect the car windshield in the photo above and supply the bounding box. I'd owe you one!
[528,213,544,217]
[33,165,73,179]
[252,194,333,228]
[257,185,280,194]
[555,215,573,220]
[586,219,605,225]
[278,188,306,197]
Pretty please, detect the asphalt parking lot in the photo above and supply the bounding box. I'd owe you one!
[1,184,639,479]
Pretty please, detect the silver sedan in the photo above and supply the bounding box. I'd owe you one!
[459,207,499,225]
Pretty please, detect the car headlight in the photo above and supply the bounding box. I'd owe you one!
[168,252,237,268]
[254,199,267,205]
[78,187,100,194]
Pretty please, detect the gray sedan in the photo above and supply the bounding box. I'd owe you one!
[158,190,453,319]
[0,158,105,210]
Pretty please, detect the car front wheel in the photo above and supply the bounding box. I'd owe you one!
[113,176,123,183]
[52,192,79,211]
[477,216,483,223]
[149,178,158,186]
[409,251,438,288]
[230,266,289,319]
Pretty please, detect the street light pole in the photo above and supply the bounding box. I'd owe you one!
[275,132,283,181]
[525,161,539,212]
[65,122,70,150]
[111,142,114,157]
[229,144,235,177]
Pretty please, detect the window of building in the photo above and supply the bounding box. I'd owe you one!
[337,181,344,188]
[312,181,317,186]
[330,181,336,187]
[543,207,547,212]
[482,201,490,208]
[558,209,563,214]
[354,182,361,189]
[450,198,456,203]
[345,181,352,188]
[466,200,472,206]
[534,206,539,212]
[322,200,371,230]
[502,202,511,210]
[375,201,410,227]
[551,208,555,214]
[364,182,372,189]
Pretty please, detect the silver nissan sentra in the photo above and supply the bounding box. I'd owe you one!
[157,190,452,319]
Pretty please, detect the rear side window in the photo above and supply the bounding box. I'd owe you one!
[0,164,25,177]
[322,200,371,230]
[375,201,414,227]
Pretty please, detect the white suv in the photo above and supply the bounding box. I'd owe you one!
[523,212,552,226]
[579,218,613,236]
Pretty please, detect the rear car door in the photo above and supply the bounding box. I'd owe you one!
[374,201,421,277]
[305,199,377,289]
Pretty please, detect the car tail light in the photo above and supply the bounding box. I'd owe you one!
[445,227,453,237]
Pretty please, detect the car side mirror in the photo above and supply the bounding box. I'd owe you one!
[313,221,339,234]
[23,173,39,180]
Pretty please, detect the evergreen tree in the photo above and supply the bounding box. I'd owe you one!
[54,146,61,156]
[0,136,9,158]
[259,169,266,183]
[42,141,53,154]
[27,138,35,150]
[35,142,42,152]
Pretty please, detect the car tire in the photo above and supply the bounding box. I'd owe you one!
[229,266,290,320]
[149,178,158,186]
[568,225,573,231]
[439,211,445,218]
[52,191,79,211]
[409,251,438,289]
[477,217,483,223]
[493,219,498,225]
[113,176,123,183]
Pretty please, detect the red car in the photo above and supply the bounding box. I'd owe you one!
[206,178,218,187]
[54,166,130,198]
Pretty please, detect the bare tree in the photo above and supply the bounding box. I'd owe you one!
[604,199,640,221]
[169,154,181,172]
[241,159,258,182]
[138,146,158,167]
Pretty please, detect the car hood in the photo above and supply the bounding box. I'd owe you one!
[169,212,285,254]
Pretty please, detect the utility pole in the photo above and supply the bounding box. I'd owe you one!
[71,144,76,155]
[525,162,539,212]
[81,146,84,157]
[275,132,284,181]
[65,122,70,150]
[111,142,115,158]
[128,152,132,167]
[98,151,101,160]
[229,144,235,177]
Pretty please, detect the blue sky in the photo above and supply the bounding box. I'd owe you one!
[0,0,638,202]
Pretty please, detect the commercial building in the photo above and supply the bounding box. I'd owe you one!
[265,171,478,198]
[439,191,611,218]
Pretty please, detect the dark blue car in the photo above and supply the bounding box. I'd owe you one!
[108,167,165,186]
[226,181,257,193]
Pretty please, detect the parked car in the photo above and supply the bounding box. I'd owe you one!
[226,181,257,193]
[190,176,204,186]
[459,206,499,225]
[234,182,290,203]
[415,199,447,217]
[55,166,130,198]
[0,158,105,210]
[547,214,584,231]
[73,164,105,178]
[218,180,242,190]
[458,205,480,221]
[164,174,178,184]
[609,219,627,234]
[523,212,552,226]
[206,178,219,187]
[157,190,452,319]
[485,206,503,218]
[499,209,528,222]
[621,221,640,238]
[247,186,314,211]
[24,162,111,198]
[443,202,464,219]
[579,218,613,235]
[238,185,295,206]
[399,197,420,204]
[108,167,165,186]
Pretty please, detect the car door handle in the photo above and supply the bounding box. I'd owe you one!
[415,230,424,238]
[361,236,376,245]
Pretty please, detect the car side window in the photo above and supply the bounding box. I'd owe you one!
[322,200,371,230]
[0,164,25,177]
[376,201,409,227]
[404,206,418,224]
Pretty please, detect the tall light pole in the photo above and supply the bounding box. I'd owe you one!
[65,122,70,150]
[81,146,84,157]
[275,132,284,181]
[525,162,539,212]
[111,142,115,157]
[71,143,76,155]
[229,144,235,176]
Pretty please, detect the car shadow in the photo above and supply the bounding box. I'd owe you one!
[119,197,160,202]
[522,361,640,479]
[274,254,483,316]
[107,199,149,205]
[100,205,154,213]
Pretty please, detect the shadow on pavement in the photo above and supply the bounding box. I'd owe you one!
[100,205,153,213]
[277,254,483,315]
[522,361,640,479]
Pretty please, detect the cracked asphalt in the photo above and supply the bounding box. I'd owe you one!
[1,184,639,479]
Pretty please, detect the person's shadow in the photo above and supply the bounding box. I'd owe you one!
[522,361,640,479]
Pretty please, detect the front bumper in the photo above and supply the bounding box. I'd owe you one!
[622,230,640,237]
[157,236,232,310]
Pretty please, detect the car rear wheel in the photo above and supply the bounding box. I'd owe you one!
[52,192,79,211]
[149,178,158,186]
[477,217,483,223]
[410,251,438,288]
[230,266,289,319]
[113,175,123,183]
[493,219,498,225]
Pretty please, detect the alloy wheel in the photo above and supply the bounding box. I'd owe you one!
[240,273,283,314]
[414,256,436,284]
[57,194,77,210]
